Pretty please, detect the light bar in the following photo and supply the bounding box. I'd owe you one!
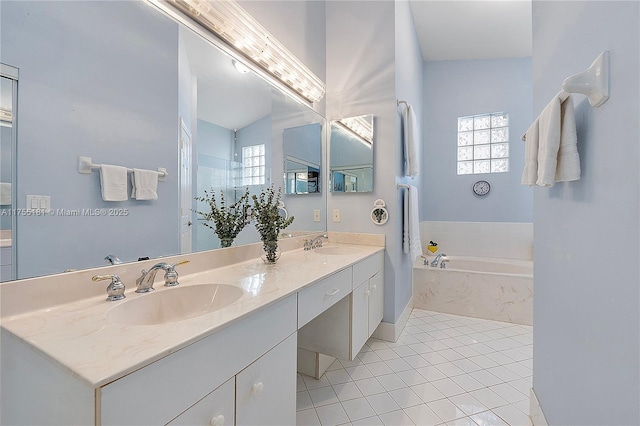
[167,0,326,103]
[337,115,373,144]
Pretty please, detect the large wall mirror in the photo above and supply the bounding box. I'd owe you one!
[0,1,326,280]
[329,115,374,193]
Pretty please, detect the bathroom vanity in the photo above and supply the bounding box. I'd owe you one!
[0,235,384,425]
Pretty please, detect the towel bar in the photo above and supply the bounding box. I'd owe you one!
[78,156,168,181]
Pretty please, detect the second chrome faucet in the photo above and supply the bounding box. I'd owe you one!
[135,260,190,293]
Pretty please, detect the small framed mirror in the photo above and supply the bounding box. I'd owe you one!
[329,115,374,193]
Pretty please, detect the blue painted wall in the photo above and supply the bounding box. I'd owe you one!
[422,57,533,223]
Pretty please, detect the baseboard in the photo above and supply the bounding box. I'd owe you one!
[529,387,548,426]
[372,296,413,342]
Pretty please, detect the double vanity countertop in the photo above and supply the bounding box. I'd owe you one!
[1,242,384,388]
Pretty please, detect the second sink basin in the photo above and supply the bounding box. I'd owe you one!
[314,246,361,256]
[107,284,243,326]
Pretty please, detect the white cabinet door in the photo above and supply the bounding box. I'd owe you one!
[351,280,369,358]
[368,270,384,335]
[168,378,234,426]
[236,333,297,426]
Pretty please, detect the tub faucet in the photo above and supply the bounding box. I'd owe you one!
[431,253,448,267]
[135,260,190,293]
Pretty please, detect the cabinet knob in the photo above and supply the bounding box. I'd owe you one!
[252,382,264,395]
[210,414,225,426]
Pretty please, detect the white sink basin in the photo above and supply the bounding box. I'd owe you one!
[107,284,243,326]
[313,246,360,256]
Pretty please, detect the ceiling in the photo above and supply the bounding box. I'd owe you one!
[184,0,533,129]
[408,0,532,61]
[181,28,272,130]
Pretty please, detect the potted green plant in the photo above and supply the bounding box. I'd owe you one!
[252,185,294,264]
[195,188,250,248]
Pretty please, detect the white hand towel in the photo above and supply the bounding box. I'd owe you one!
[403,104,420,178]
[521,92,579,187]
[403,187,410,254]
[408,185,422,262]
[99,165,128,201]
[131,168,159,201]
[0,182,11,205]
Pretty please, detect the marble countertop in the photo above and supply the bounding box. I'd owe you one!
[1,243,383,388]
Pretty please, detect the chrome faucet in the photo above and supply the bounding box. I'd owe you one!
[304,234,328,250]
[104,254,122,265]
[430,253,448,267]
[135,260,190,293]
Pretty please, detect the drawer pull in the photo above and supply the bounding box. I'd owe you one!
[325,288,340,297]
[364,290,370,296]
[210,414,225,426]
[370,284,377,290]
[252,382,264,395]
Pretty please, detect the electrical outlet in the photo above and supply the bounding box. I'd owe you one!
[313,209,321,222]
[332,209,341,223]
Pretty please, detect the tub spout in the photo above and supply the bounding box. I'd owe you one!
[431,253,447,267]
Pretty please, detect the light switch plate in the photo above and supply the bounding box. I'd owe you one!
[26,195,51,213]
[332,209,340,223]
[313,209,321,222]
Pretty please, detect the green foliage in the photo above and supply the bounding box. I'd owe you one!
[195,188,250,248]
[252,185,294,262]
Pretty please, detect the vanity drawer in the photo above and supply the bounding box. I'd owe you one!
[298,267,352,328]
[353,251,383,287]
[168,377,234,426]
[99,294,297,426]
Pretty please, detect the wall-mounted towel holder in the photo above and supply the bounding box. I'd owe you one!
[78,156,168,181]
[561,50,610,108]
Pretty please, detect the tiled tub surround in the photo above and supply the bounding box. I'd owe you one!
[420,222,533,260]
[0,232,384,424]
[413,257,533,326]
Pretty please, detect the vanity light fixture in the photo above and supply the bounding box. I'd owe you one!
[337,115,373,145]
[167,0,326,103]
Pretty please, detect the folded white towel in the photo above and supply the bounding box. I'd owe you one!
[403,187,410,254]
[402,104,420,178]
[0,182,11,205]
[131,168,159,201]
[408,185,422,262]
[99,165,128,202]
[521,92,580,187]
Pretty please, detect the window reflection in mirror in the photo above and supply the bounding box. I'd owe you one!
[329,115,374,193]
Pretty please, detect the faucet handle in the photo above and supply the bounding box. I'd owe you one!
[164,259,190,287]
[92,274,126,301]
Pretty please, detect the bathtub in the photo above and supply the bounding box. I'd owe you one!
[413,256,533,325]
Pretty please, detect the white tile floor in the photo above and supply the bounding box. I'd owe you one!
[296,309,533,426]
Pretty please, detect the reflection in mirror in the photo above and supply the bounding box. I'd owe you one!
[329,115,374,193]
[0,1,326,280]
[283,124,321,195]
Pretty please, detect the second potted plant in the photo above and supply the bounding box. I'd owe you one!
[252,185,294,264]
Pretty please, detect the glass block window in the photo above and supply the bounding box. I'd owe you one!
[457,112,509,175]
[242,144,265,186]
